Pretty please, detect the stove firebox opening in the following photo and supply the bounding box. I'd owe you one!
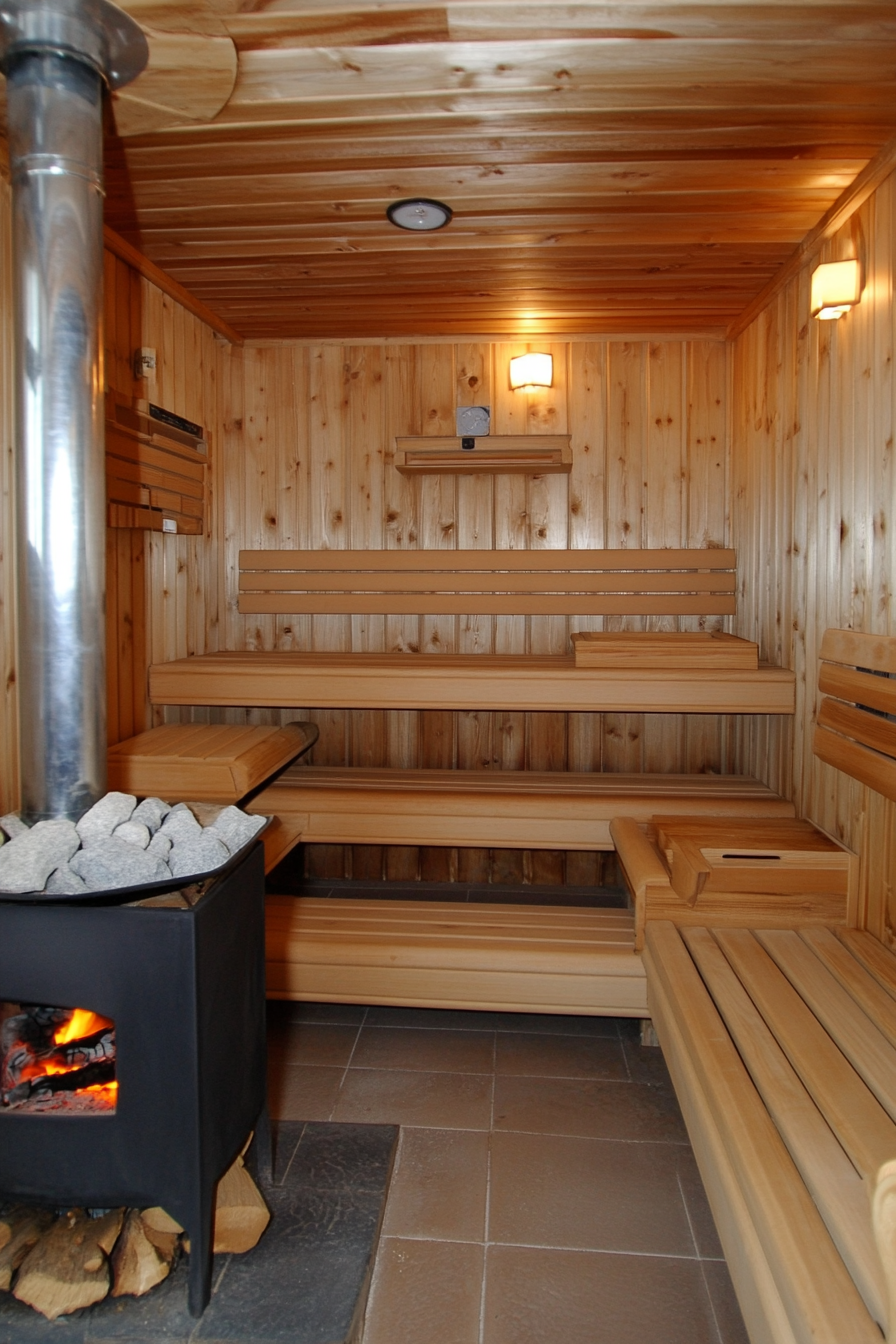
[1,1003,117,1113]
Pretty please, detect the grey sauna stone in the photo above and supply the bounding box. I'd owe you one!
[113,819,152,849]
[211,806,267,853]
[131,796,170,833]
[76,791,137,846]
[70,837,171,891]
[159,806,203,843]
[168,832,231,879]
[0,812,29,840]
[0,819,81,893]
[147,831,173,861]
[45,864,89,895]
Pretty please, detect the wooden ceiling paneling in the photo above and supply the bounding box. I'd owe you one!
[102,1,896,340]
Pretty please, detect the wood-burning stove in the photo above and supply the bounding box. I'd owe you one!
[0,840,268,1316]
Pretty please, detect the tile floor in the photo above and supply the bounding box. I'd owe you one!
[266,999,750,1344]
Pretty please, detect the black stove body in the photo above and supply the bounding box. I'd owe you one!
[0,842,268,1315]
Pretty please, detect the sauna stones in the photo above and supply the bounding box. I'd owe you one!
[71,838,172,891]
[0,820,80,894]
[0,795,266,895]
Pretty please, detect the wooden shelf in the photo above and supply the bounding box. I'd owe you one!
[394,435,571,475]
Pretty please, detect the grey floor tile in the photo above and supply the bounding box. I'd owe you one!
[493,1012,620,1038]
[493,1074,689,1142]
[483,1245,722,1344]
[268,1000,368,1026]
[267,1062,345,1122]
[702,1259,751,1344]
[334,1067,493,1131]
[267,1021,361,1067]
[676,1147,725,1260]
[382,1128,489,1242]
[286,1122,398,1194]
[362,1237,484,1344]
[351,1026,495,1074]
[488,1131,697,1256]
[494,1030,628,1080]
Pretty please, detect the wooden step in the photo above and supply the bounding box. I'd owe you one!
[265,897,647,1016]
[107,721,318,803]
[247,767,794,853]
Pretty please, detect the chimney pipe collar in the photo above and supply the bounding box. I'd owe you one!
[0,0,147,89]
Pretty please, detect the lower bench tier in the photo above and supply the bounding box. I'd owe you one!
[248,767,795,855]
[265,897,649,1017]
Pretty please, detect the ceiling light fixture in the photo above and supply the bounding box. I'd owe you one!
[509,352,553,391]
[810,259,863,320]
[386,198,452,231]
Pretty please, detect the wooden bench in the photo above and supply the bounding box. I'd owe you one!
[149,548,796,715]
[644,920,896,1344]
[265,896,648,1017]
[246,767,795,854]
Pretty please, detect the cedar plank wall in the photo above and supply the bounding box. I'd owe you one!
[732,166,896,944]
[0,169,221,814]
[217,338,732,886]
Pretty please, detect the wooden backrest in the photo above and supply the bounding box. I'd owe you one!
[814,628,896,802]
[238,548,737,617]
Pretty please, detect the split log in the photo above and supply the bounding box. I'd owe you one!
[13,1207,124,1319]
[213,1152,270,1254]
[0,1207,54,1290]
[141,1206,184,1236]
[111,1209,178,1298]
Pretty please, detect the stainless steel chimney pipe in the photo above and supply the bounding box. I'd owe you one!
[0,1,147,822]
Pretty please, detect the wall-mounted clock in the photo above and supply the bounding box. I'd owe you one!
[455,405,490,437]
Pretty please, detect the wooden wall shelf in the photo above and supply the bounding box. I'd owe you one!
[394,435,571,475]
[106,395,208,535]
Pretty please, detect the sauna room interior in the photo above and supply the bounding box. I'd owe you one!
[1,3,896,1343]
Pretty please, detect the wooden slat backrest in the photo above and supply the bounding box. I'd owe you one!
[238,548,737,618]
[814,628,896,802]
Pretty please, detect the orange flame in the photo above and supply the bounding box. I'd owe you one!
[54,1008,113,1046]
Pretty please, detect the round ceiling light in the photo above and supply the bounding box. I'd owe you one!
[386,198,452,231]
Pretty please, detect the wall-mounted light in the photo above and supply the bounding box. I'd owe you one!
[509,352,553,391]
[810,259,863,320]
[386,198,452,231]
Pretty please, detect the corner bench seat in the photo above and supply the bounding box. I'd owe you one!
[246,767,795,853]
[265,897,648,1016]
[644,920,896,1344]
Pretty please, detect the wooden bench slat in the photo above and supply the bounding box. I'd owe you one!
[239,572,738,595]
[682,926,887,1329]
[714,929,896,1182]
[240,548,738,572]
[814,725,896,805]
[758,929,896,1126]
[839,928,896,1002]
[644,922,880,1344]
[799,927,896,1052]
[819,628,896,674]
[238,593,738,617]
[819,662,896,718]
[818,695,896,760]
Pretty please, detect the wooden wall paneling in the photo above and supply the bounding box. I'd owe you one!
[733,166,896,938]
[306,344,351,876]
[418,344,459,880]
[602,342,647,772]
[455,341,496,883]
[383,344,422,879]
[567,340,608,795]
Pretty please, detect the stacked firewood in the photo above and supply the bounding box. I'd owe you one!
[0,1147,269,1320]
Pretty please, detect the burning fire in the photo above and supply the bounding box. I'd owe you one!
[1,1005,117,1112]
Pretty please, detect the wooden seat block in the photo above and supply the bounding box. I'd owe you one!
[265,897,647,1016]
[571,631,759,670]
[245,767,794,853]
[107,721,318,803]
[612,815,858,949]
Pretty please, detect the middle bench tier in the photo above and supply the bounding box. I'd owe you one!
[246,767,795,852]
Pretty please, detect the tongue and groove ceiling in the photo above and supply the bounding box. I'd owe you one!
[99,1,896,341]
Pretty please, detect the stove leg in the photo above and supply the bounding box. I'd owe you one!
[187,1193,214,1317]
[254,1097,273,1182]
